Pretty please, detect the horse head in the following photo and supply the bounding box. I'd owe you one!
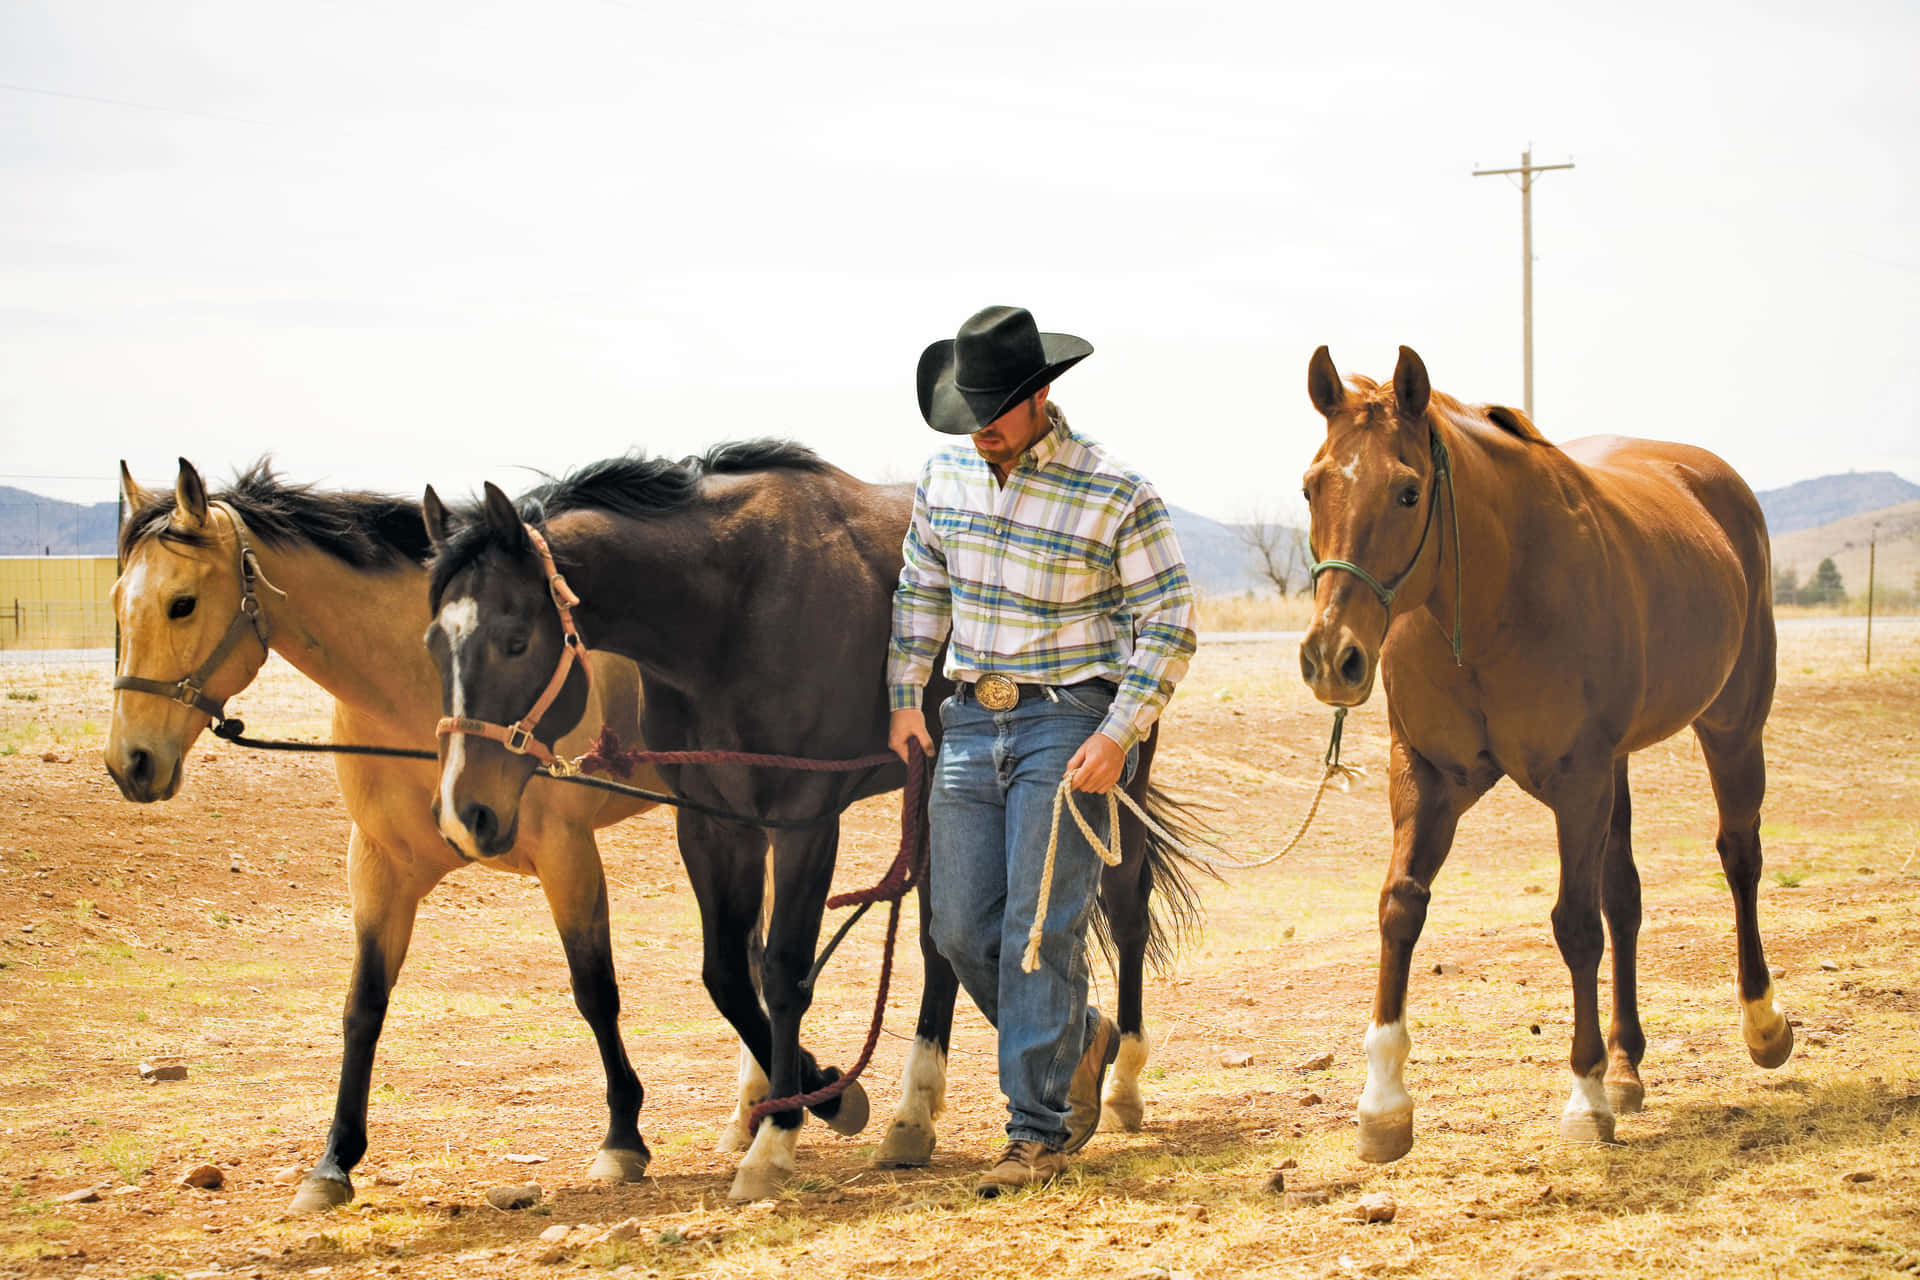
[423,481,593,860]
[107,459,275,801]
[1298,345,1450,707]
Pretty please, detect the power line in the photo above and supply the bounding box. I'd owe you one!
[0,80,265,126]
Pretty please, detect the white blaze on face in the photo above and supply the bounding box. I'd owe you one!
[1358,1019,1413,1123]
[1339,452,1361,481]
[436,597,483,854]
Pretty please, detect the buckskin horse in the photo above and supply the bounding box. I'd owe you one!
[421,441,1204,1200]
[1297,346,1790,1162]
[106,459,669,1211]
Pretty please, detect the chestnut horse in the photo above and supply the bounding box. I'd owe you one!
[421,442,1204,1200]
[106,460,667,1211]
[1298,347,1790,1162]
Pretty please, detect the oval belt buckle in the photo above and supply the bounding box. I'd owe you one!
[975,673,1020,711]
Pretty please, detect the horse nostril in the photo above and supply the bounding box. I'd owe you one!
[461,802,499,850]
[1300,648,1319,684]
[1338,645,1366,687]
[127,749,154,790]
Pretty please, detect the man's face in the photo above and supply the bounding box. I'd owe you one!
[970,390,1050,470]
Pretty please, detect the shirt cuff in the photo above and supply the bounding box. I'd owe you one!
[1097,715,1140,755]
[889,683,925,713]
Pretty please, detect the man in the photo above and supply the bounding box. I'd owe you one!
[887,304,1198,1196]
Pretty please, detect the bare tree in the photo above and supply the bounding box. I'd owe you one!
[1233,503,1311,596]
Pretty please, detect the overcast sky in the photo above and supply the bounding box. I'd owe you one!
[3,0,1915,518]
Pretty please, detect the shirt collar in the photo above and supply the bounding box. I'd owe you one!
[1021,403,1070,472]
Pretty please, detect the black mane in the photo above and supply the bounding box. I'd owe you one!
[428,439,830,606]
[120,461,431,569]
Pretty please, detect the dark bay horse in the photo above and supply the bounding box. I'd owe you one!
[106,460,668,1211]
[1298,347,1789,1162]
[421,442,1203,1200]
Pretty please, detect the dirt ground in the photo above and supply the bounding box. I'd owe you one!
[2,626,1918,1279]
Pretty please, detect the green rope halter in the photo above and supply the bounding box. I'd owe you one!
[1308,429,1464,666]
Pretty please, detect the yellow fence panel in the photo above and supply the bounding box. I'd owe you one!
[0,557,117,650]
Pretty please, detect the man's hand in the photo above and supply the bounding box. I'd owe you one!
[1066,732,1125,793]
[890,708,933,764]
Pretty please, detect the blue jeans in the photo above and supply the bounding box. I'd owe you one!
[928,682,1138,1148]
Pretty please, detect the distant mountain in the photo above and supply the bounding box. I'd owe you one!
[1772,499,1920,601]
[1756,472,1920,536]
[1166,505,1276,596]
[0,486,120,556]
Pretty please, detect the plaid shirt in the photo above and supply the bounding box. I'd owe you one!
[887,406,1198,752]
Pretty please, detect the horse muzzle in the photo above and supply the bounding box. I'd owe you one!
[104,741,184,803]
[1299,623,1378,707]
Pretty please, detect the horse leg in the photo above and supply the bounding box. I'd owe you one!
[1098,846,1152,1133]
[534,837,650,1182]
[1600,757,1647,1115]
[874,891,957,1168]
[292,826,439,1213]
[1697,723,1792,1068]
[1358,740,1475,1163]
[717,850,775,1154]
[676,814,780,1162]
[731,819,861,1201]
[1547,763,1618,1144]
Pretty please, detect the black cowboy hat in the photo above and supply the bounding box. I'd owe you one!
[916,305,1093,435]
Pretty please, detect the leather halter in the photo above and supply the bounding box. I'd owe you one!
[112,502,278,726]
[1309,428,1464,664]
[435,525,592,771]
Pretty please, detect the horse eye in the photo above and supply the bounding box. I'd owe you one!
[504,636,529,658]
[1397,486,1420,509]
[1301,487,1310,502]
[168,596,197,620]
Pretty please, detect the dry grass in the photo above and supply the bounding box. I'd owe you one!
[1,625,1918,1278]
[1194,592,1316,633]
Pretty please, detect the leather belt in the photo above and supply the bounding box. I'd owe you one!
[960,675,1118,712]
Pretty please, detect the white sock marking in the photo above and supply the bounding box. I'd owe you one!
[1359,1019,1413,1122]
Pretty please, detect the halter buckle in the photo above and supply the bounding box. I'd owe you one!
[173,676,204,707]
[503,724,537,755]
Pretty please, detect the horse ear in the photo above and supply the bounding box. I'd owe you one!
[481,482,525,549]
[421,486,452,550]
[1393,346,1431,421]
[174,458,210,528]
[1307,346,1347,420]
[119,461,151,513]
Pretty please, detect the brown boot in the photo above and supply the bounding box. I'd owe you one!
[1060,1013,1119,1154]
[974,1140,1068,1197]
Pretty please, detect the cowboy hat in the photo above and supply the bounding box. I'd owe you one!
[916,305,1093,435]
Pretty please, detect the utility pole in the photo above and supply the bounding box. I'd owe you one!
[1473,147,1574,419]
[1866,523,1877,671]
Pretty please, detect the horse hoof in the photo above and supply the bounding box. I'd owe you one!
[1605,1079,1645,1116]
[872,1120,934,1168]
[587,1145,651,1183]
[1100,1094,1144,1132]
[1356,1111,1414,1164]
[819,1079,869,1137]
[1560,1110,1617,1144]
[288,1174,353,1214]
[1747,1018,1793,1070]
[727,1163,788,1202]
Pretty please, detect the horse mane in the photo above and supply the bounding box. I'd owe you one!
[428,438,831,604]
[119,460,431,569]
[1346,374,1551,446]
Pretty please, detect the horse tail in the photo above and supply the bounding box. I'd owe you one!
[1127,782,1217,975]
[1088,729,1218,977]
